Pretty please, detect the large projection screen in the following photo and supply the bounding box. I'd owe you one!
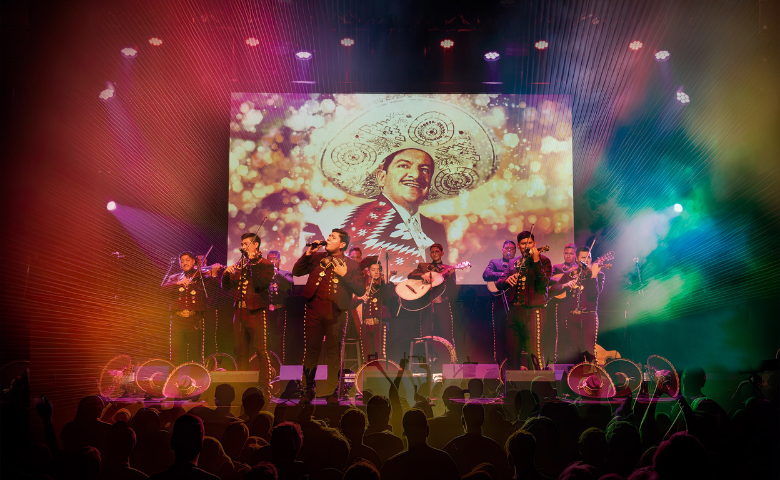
[228,94,573,284]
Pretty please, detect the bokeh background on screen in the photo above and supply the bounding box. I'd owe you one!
[227,93,573,283]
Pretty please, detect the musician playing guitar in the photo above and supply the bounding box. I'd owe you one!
[547,243,578,363]
[407,243,461,356]
[482,240,517,365]
[557,246,605,364]
[497,231,552,370]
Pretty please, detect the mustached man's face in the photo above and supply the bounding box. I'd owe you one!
[376,149,434,213]
[180,255,196,273]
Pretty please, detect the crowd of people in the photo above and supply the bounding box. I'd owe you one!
[1,364,778,480]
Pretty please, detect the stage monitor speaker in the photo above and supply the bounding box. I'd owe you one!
[442,364,500,379]
[505,370,557,399]
[202,371,259,406]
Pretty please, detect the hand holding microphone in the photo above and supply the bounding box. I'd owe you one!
[306,240,326,255]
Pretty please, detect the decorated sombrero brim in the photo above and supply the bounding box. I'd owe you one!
[162,362,212,399]
[320,97,499,203]
[567,362,617,398]
[604,359,643,397]
[647,355,680,397]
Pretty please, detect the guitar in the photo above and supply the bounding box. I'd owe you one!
[552,251,614,300]
[396,261,471,311]
[487,246,550,295]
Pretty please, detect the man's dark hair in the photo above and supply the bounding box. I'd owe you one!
[241,232,261,247]
[267,250,281,258]
[564,243,577,250]
[179,251,196,261]
[270,422,304,461]
[462,402,485,430]
[576,246,591,257]
[244,461,279,480]
[366,395,391,426]
[517,231,535,243]
[340,407,368,440]
[332,228,350,251]
[344,459,380,480]
[502,240,516,248]
[380,148,433,172]
[349,246,362,255]
[170,414,205,461]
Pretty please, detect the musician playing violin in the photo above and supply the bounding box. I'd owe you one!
[498,231,552,370]
[407,243,461,356]
[557,246,605,364]
[162,252,222,365]
[221,233,274,391]
[353,262,394,360]
[293,228,366,403]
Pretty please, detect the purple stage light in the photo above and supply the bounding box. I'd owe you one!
[107,201,117,211]
[120,47,138,58]
[340,38,355,47]
[440,39,454,49]
[99,88,115,100]
[629,41,643,51]
[484,51,500,61]
[535,40,549,50]
[246,37,260,47]
[149,37,163,46]
[295,51,313,59]
[655,50,670,61]
[676,91,690,104]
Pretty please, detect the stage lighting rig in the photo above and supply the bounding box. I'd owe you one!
[107,201,117,211]
[246,37,260,47]
[149,38,163,46]
[629,41,643,51]
[440,39,454,49]
[120,47,138,58]
[341,38,355,47]
[676,91,690,104]
[295,51,313,59]
[655,50,670,61]
[484,51,500,61]
[99,88,115,101]
[673,204,683,213]
[535,40,548,50]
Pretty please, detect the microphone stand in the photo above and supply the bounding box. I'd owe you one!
[161,257,177,287]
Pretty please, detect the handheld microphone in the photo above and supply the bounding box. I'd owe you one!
[306,240,326,248]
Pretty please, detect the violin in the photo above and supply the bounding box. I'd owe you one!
[190,263,224,279]
[514,245,550,270]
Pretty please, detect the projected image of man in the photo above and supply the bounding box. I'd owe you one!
[342,148,447,278]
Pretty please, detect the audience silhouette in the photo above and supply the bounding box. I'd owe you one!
[5,359,777,480]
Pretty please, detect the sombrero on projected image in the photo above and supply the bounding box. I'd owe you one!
[320,97,499,204]
[567,362,617,399]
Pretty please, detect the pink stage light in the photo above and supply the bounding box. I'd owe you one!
[246,37,260,47]
[99,89,115,100]
[440,39,454,49]
[295,51,313,59]
[120,47,138,58]
[149,38,163,46]
[340,38,355,47]
[535,40,549,50]
[107,201,117,211]
[629,41,643,51]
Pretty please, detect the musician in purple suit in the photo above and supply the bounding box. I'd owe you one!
[498,231,552,370]
[292,228,366,403]
[407,243,459,356]
[482,240,517,366]
[221,233,275,390]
